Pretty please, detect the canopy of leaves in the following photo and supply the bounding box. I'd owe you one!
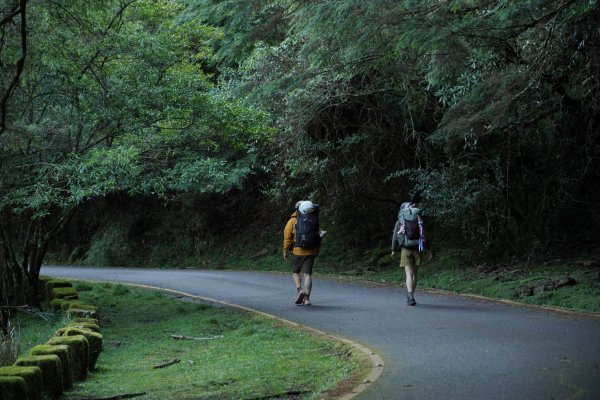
[197,0,600,255]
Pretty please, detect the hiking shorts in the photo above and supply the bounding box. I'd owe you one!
[291,255,315,274]
[400,247,421,268]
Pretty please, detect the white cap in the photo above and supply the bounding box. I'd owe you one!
[298,200,316,214]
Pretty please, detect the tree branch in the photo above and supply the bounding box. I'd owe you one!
[0,0,27,134]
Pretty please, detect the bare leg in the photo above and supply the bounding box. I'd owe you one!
[304,274,312,296]
[404,265,418,293]
[292,272,302,291]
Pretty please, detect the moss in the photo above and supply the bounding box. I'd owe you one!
[56,300,97,313]
[72,317,99,325]
[51,286,79,300]
[66,321,100,333]
[30,344,73,390]
[47,335,89,381]
[61,328,103,371]
[50,298,68,312]
[66,301,97,311]
[66,308,98,319]
[0,375,29,400]
[0,366,43,400]
[44,280,72,301]
[15,355,63,398]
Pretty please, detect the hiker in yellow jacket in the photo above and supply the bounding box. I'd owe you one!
[283,200,325,306]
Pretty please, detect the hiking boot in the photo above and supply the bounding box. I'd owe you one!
[407,294,416,306]
[303,296,311,306]
[295,290,307,305]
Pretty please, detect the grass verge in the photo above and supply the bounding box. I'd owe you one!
[52,282,365,399]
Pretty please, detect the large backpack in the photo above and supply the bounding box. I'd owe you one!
[397,205,423,250]
[295,205,321,249]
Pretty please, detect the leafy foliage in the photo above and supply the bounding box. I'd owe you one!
[0,0,271,315]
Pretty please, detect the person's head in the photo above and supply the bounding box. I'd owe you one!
[298,200,316,214]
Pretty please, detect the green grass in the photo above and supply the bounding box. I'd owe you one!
[326,248,600,314]
[61,282,364,400]
[10,311,67,357]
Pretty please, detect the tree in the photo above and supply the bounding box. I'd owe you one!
[0,0,271,332]
[199,0,600,255]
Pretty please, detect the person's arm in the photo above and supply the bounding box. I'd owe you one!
[391,220,399,257]
[283,218,294,259]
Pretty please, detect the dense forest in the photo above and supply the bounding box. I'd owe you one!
[2,0,599,330]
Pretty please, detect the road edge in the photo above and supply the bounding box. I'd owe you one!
[69,278,385,400]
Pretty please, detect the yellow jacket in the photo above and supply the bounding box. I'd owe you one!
[283,211,320,256]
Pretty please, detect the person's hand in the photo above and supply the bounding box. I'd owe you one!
[319,229,327,238]
[391,251,395,258]
[283,251,288,260]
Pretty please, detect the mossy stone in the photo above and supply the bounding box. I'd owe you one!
[50,298,68,312]
[66,301,96,311]
[0,375,29,400]
[44,279,72,300]
[30,344,73,389]
[0,366,42,400]
[66,307,97,319]
[15,355,63,398]
[57,300,96,313]
[62,328,103,370]
[51,286,78,300]
[72,317,99,325]
[67,321,100,333]
[47,335,89,381]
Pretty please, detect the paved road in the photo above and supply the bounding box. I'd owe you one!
[42,266,600,400]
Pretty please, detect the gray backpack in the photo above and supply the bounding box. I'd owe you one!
[397,206,421,249]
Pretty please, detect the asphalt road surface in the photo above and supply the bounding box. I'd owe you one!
[42,266,600,400]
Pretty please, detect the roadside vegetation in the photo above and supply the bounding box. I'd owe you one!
[115,229,598,315]
[9,282,366,400]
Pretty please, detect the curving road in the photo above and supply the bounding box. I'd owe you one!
[42,266,600,400]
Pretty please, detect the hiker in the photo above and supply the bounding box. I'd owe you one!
[391,202,432,306]
[283,200,325,306]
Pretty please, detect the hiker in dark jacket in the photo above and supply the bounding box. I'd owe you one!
[391,202,432,306]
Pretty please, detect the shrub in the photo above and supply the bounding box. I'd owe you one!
[0,366,43,400]
[15,355,63,398]
[30,344,73,390]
